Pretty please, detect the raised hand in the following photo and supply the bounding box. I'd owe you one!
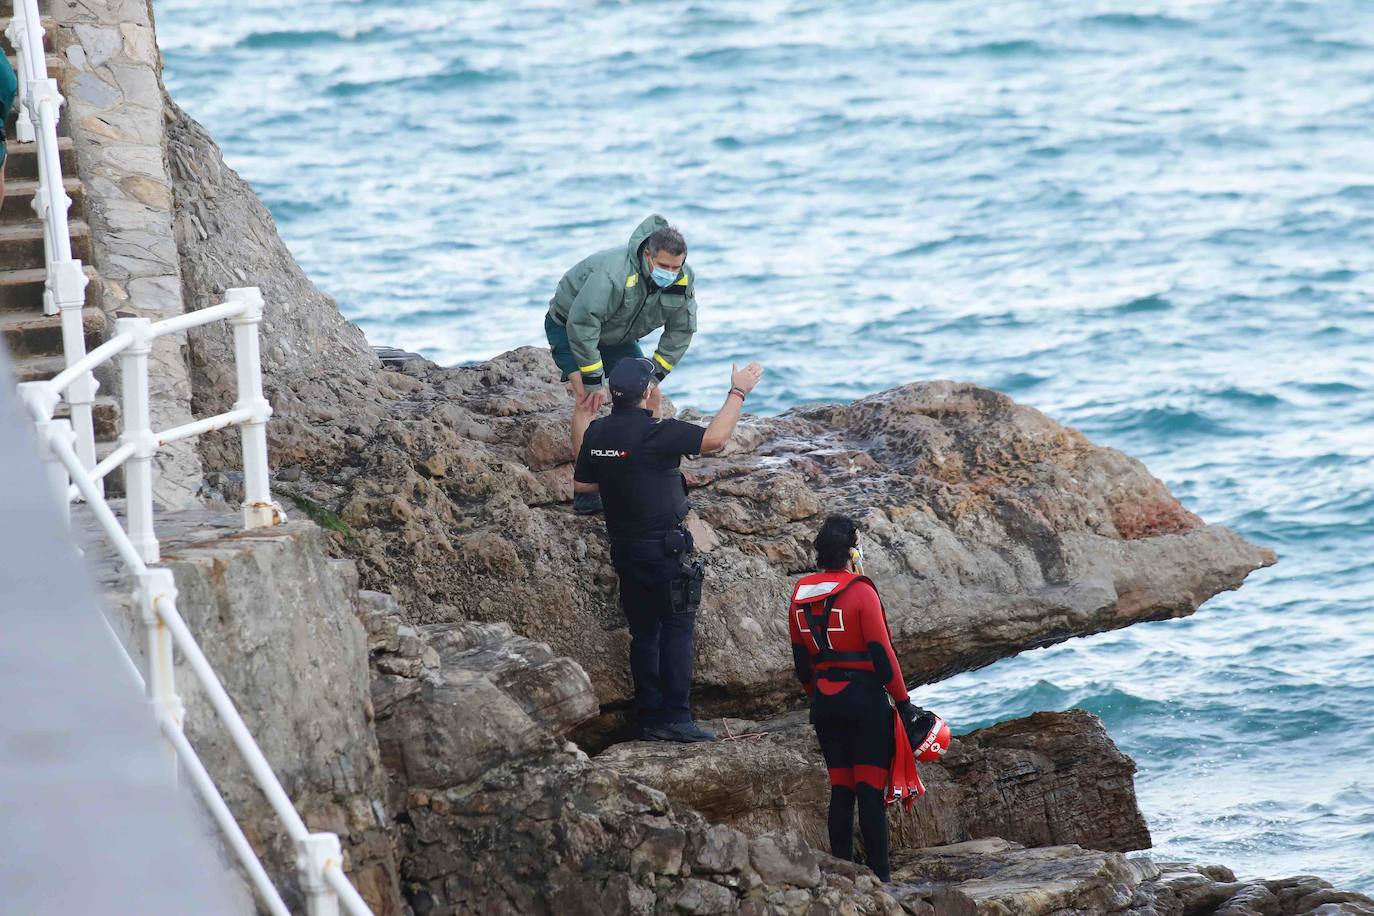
[730,361,764,395]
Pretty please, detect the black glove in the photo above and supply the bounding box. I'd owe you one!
[652,367,668,383]
[898,700,937,744]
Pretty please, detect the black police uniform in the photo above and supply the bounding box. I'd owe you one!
[574,404,706,727]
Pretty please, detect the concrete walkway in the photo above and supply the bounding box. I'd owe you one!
[0,346,241,914]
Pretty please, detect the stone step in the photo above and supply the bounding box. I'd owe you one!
[3,54,71,136]
[54,393,119,438]
[0,264,101,314]
[0,303,102,358]
[4,136,77,181]
[3,51,64,81]
[0,218,91,270]
[0,16,56,56]
[93,437,126,495]
[4,366,125,487]
[7,349,61,381]
[0,177,84,225]
[9,355,117,437]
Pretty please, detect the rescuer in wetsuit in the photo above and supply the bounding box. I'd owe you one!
[788,515,933,882]
[573,356,763,742]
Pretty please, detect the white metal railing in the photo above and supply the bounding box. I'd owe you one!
[6,0,98,483]
[17,287,372,916]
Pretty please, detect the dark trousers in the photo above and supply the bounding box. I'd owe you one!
[617,572,697,726]
[544,312,645,381]
[813,680,895,881]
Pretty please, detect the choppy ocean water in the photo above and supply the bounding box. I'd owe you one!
[157,0,1374,891]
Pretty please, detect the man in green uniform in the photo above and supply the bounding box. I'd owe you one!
[545,214,698,514]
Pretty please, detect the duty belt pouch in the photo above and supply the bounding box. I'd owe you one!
[669,559,705,615]
[663,529,688,557]
[668,577,689,615]
[684,559,704,611]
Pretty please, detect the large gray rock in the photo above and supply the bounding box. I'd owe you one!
[393,748,915,916]
[597,709,1149,857]
[265,348,1274,726]
[359,589,600,814]
[355,593,913,913]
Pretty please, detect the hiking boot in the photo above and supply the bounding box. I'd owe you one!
[573,491,603,516]
[643,721,717,743]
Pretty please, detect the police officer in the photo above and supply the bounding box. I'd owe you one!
[573,357,764,742]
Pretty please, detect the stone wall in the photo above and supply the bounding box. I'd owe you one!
[51,0,201,506]
[85,511,405,915]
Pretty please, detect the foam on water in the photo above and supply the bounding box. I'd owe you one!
[158,0,1374,891]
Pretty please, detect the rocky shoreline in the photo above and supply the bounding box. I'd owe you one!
[154,74,1374,914]
[46,11,1364,909]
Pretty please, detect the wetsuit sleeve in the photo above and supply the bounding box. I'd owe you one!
[573,438,596,484]
[788,603,814,696]
[649,418,706,457]
[853,582,909,703]
[566,272,616,387]
[652,275,696,379]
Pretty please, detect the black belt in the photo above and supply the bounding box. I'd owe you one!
[610,525,690,550]
[816,668,881,686]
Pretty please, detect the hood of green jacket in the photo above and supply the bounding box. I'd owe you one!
[627,213,673,278]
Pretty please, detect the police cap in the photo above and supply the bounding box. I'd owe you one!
[609,357,655,401]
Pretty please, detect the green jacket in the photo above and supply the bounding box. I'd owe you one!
[548,214,697,386]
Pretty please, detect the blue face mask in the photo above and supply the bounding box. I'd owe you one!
[649,264,680,288]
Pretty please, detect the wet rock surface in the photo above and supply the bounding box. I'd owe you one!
[358,587,908,914]
[596,709,1150,856]
[396,749,915,916]
[169,317,1275,726]
[886,839,1374,916]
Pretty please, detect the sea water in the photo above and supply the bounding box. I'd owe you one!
[157,0,1374,891]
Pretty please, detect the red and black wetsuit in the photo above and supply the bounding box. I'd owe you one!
[788,569,908,881]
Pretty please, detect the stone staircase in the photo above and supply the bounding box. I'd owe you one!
[0,3,120,478]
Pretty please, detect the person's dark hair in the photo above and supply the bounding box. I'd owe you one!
[814,514,858,571]
[646,225,687,258]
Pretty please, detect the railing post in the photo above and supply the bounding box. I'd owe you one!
[117,316,159,562]
[33,417,75,534]
[16,382,70,529]
[4,10,35,145]
[297,832,343,916]
[226,287,284,529]
[53,259,96,475]
[138,569,184,780]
